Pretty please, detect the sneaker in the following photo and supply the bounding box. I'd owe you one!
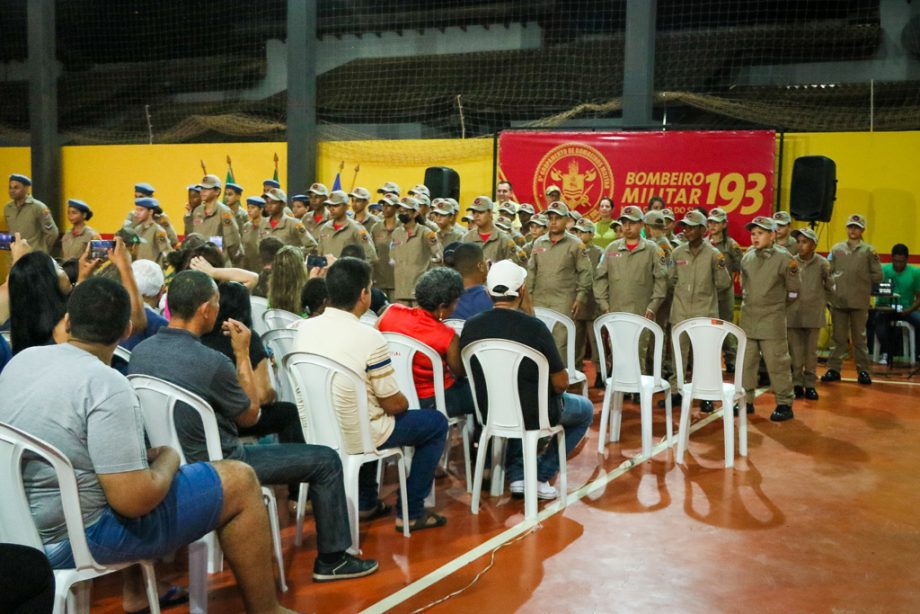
[821,369,841,382]
[313,553,378,582]
[509,480,558,500]
[878,353,888,366]
[770,405,794,422]
[857,370,872,385]
[805,387,819,400]
[793,386,805,399]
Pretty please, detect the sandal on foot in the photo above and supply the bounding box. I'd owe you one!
[395,510,447,533]
[358,500,392,521]
[124,585,189,614]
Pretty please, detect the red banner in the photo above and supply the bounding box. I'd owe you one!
[498,130,775,245]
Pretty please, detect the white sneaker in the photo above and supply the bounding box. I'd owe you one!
[878,353,888,366]
[509,480,558,500]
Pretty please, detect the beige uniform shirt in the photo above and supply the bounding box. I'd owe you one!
[739,247,802,339]
[776,235,798,255]
[61,225,100,260]
[461,228,526,266]
[355,212,380,233]
[241,218,264,272]
[828,240,883,310]
[437,226,465,247]
[526,233,593,314]
[185,202,242,261]
[787,253,835,329]
[258,214,318,252]
[370,219,398,290]
[3,197,58,253]
[668,241,732,324]
[303,210,328,236]
[133,220,172,264]
[594,238,668,315]
[316,218,377,262]
[709,235,743,276]
[576,244,603,321]
[391,224,442,300]
[510,228,527,247]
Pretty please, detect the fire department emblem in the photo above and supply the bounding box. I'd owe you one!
[533,143,614,218]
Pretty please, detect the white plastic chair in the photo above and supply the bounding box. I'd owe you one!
[359,310,379,326]
[442,319,465,335]
[127,375,289,598]
[261,328,298,404]
[262,308,299,331]
[382,332,473,493]
[593,312,672,458]
[113,345,132,362]
[250,296,269,335]
[873,320,916,365]
[461,339,567,521]
[283,352,410,553]
[0,422,161,614]
[0,330,10,344]
[534,307,589,396]
[671,318,748,468]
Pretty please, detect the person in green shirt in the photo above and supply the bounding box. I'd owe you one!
[876,243,920,362]
[593,197,619,250]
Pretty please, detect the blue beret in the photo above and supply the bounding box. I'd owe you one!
[226,182,244,194]
[67,198,93,221]
[9,174,31,186]
[135,197,159,209]
[246,196,266,207]
[187,184,201,192]
[291,194,309,202]
[134,182,155,196]
[263,179,281,189]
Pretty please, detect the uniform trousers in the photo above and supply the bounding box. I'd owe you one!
[743,337,794,405]
[788,327,820,388]
[574,317,600,372]
[828,308,870,371]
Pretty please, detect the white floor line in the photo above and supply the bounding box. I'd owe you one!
[361,402,739,614]
[841,377,920,387]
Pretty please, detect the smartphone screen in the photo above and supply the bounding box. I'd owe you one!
[90,239,115,260]
[306,254,328,269]
[0,232,12,251]
[209,235,224,251]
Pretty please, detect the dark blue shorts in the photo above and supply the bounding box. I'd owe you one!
[45,462,223,569]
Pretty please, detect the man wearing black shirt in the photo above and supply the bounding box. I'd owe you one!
[459,260,594,500]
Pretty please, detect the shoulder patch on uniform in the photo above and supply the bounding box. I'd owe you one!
[717,252,726,267]
[295,222,306,234]
[787,259,799,274]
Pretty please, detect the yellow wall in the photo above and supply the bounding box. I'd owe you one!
[779,131,920,256]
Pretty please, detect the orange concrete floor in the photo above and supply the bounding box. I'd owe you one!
[87,360,920,613]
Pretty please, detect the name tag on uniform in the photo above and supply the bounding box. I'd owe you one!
[675,259,688,266]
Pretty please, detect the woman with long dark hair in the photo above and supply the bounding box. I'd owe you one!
[9,252,69,354]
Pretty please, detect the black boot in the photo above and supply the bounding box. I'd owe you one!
[700,400,714,413]
[805,387,819,400]
[658,393,681,408]
[793,386,805,399]
[770,404,794,422]
[733,403,755,416]
[857,370,872,385]
[821,369,841,382]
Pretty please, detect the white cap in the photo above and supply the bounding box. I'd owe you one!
[487,260,528,297]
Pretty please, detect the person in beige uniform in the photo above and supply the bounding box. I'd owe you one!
[544,185,563,209]
[498,201,527,245]
[822,213,883,385]
[432,199,464,246]
[772,211,797,254]
[224,182,250,231]
[122,184,179,249]
[131,198,172,264]
[518,203,536,238]
[349,187,380,232]
[461,196,526,266]
[60,199,100,260]
[707,207,744,369]
[526,201,593,362]
[411,193,440,233]
[787,227,835,400]
[666,210,733,407]
[259,187,318,252]
[739,216,801,422]
[315,190,377,262]
[184,175,243,263]
[240,196,267,272]
[290,194,310,222]
[390,197,442,305]
[370,193,399,297]
[4,174,58,254]
[303,182,329,235]
[521,213,548,259]
[572,217,604,387]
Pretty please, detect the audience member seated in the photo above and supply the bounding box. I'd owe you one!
[341,244,389,314]
[446,242,491,320]
[0,333,10,374]
[459,260,593,500]
[0,277,293,613]
[876,243,920,362]
[302,277,328,317]
[201,280,307,509]
[269,246,308,316]
[128,270,377,581]
[0,544,55,614]
[378,267,474,418]
[9,251,69,354]
[120,259,169,351]
[292,257,449,531]
[252,237,285,298]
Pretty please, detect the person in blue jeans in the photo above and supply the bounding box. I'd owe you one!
[459,260,594,500]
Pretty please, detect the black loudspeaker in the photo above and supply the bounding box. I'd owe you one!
[424,166,460,200]
[790,156,837,222]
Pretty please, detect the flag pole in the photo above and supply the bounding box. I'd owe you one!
[200,159,207,175]
[350,163,361,192]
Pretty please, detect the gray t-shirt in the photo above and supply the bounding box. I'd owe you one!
[0,344,148,543]
[127,327,250,462]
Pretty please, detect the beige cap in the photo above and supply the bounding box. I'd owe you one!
[495,216,513,232]
[746,216,776,232]
[414,193,431,207]
[323,190,349,206]
[545,201,570,217]
[679,210,708,227]
[619,205,645,222]
[773,211,792,226]
[264,187,287,202]
[377,181,400,195]
[461,213,474,223]
[378,193,400,207]
[660,208,675,222]
[529,213,548,227]
[408,184,430,197]
[308,182,329,196]
[574,218,596,233]
[544,185,562,196]
[645,210,667,229]
[569,210,583,221]
[399,196,420,211]
[444,198,460,213]
[518,203,535,216]
[432,200,453,215]
[467,195,494,212]
[349,187,371,200]
[792,227,818,243]
[708,207,727,223]
[498,201,518,216]
[846,213,866,229]
[200,174,221,189]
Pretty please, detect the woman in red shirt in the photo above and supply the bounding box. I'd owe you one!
[378,267,473,417]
